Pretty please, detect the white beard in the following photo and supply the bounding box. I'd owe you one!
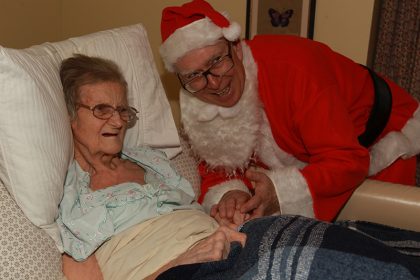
[180,42,262,173]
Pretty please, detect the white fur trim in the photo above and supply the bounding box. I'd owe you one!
[369,103,420,176]
[223,21,241,41]
[256,112,307,170]
[401,104,420,158]
[195,97,242,122]
[160,17,241,72]
[267,167,314,218]
[201,179,250,213]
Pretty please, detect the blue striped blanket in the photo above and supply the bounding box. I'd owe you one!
[157,215,420,279]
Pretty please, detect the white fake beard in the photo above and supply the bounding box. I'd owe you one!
[180,43,262,173]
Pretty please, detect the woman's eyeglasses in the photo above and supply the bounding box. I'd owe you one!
[76,103,138,122]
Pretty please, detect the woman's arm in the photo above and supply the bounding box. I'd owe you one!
[144,225,247,280]
[62,254,103,280]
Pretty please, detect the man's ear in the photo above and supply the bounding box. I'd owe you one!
[232,40,243,61]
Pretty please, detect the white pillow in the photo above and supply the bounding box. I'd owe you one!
[0,23,180,249]
[0,45,72,247]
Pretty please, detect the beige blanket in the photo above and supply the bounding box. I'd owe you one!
[95,210,218,280]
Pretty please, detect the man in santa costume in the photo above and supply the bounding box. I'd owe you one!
[159,0,420,223]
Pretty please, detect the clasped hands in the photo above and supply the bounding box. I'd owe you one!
[211,169,280,228]
[174,170,280,268]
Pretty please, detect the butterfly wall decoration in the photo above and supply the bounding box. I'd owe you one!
[268,8,294,27]
[246,0,315,40]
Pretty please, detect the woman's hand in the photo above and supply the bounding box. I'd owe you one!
[62,254,103,280]
[174,225,247,265]
[210,190,251,222]
[214,209,250,229]
[240,169,280,219]
[144,226,247,280]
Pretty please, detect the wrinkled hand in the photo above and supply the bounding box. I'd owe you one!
[240,169,280,219]
[213,209,250,229]
[62,254,103,280]
[210,190,251,222]
[173,226,247,266]
[145,226,247,279]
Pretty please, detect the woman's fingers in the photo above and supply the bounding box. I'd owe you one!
[218,197,237,218]
[217,226,247,247]
[210,204,219,217]
[179,225,247,266]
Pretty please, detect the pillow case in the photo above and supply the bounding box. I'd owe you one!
[0,23,180,249]
[0,45,72,246]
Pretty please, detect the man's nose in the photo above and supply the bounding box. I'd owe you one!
[206,73,223,89]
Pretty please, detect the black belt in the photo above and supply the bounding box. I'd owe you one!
[357,66,393,148]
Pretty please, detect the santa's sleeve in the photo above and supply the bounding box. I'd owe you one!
[265,85,369,221]
[264,167,314,218]
[198,162,252,213]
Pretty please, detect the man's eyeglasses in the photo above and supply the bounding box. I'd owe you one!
[177,42,234,94]
[77,103,138,122]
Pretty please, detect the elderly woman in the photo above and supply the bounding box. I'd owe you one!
[58,55,420,280]
[58,54,246,280]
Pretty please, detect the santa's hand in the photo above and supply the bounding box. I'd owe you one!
[210,190,251,221]
[240,169,280,219]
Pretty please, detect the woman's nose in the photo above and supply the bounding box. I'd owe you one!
[108,111,125,127]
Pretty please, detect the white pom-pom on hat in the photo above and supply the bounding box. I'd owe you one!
[223,21,241,42]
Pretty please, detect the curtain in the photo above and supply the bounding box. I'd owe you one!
[373,0,419,98]
[372,0,420,185]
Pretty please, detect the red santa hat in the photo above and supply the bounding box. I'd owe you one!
[160,0,241,72]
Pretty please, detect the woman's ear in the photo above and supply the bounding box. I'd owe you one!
[232,40,243,61]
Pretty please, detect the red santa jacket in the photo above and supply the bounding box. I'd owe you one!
[190,35,419,221]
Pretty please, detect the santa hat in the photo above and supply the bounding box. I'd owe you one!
[160,0,241,72]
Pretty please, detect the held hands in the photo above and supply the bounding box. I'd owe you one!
[210,190,251,222]
[213,208,250,229]
[210,169,280,225]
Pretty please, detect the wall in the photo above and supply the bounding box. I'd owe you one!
[314,0,376,65]
[0,0,377,125]
[0,0,61,48]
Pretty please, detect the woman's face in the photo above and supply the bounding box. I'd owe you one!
[175,40,245,108]
[71,81,128,157]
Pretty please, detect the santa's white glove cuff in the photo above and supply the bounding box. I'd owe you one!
[201,179,250,213]
[369,105,420,176]
[267,166,314,218]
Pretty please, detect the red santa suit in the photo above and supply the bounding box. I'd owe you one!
[180,36,420,221]
[160,0,420,222]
